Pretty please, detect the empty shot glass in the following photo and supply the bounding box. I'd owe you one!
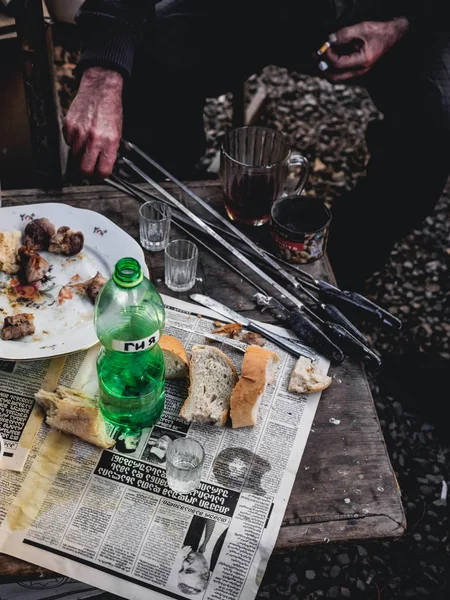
[166,437,204,494]
[139,201,171,251]
[164,239,198,292]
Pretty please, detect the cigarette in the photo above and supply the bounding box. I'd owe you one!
[317,41,331,57]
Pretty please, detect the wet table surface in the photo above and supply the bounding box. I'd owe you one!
[0,182,406,581]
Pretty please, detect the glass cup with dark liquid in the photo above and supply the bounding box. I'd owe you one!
[220,126,311,226]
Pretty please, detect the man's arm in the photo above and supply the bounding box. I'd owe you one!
[76,0,154,78]
[63,1,154,179]
[323,17,409,82]
[321,1,447,82]
[63,67,123,178]
[388,1,449,35]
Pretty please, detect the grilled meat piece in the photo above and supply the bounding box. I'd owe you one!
[241,331,266,347]
[1,313,35,340]
[23,218,56,250]
[84,271,107,303]
[213,322,242,338]
[49,226,84,256]
[18,246,49,283]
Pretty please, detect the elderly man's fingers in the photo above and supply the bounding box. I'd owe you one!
[79,144,101,177]
[326,67,369,82]
[326,46,367,70]
[96,150,117,180]
[71,129,87,156]
[330,23,366,45]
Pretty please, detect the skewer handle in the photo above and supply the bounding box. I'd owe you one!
[322,322,382,370]
[317,303,374,349]
[316,280,402,330]
[286,311,345,364]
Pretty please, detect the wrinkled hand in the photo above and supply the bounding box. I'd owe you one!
[323,17,409,82]
[63,67,124,179]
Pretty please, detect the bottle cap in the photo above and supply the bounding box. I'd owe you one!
[113,257,144,288]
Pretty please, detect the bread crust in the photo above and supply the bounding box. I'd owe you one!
[230,346,279,428]
[288,356,332,393]
[179,344,238,425]
[160,334,189,378]
[35,385,115,449]
[160,334,188,364]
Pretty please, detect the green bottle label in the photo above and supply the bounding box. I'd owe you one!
[112,330,161,353]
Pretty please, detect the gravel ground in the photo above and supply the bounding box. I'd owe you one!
[54,49,450,600]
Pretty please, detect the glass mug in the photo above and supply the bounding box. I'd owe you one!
[220,126,311,226]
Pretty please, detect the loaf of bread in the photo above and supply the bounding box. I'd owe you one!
[0,231,21,274]
[230,345,279,428]
[160,334,189,378]
[35,385,115,449]
[179,344,238,426]
[288,356,332,394]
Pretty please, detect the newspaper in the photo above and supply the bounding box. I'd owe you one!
[0,356,66,471]
[0,576,101,600]
[0,295,329,600]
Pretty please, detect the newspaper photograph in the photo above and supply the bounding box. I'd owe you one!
[0,295,329,600]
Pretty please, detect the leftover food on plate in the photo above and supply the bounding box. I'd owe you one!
[35,385,115,449]
[0,231,21,274]
[230,345,279,428]
[58,271,107,306]
[49,226,84,256]
[0,217,107,341]
[1,313,35,340]
[179,344,238,426]
[84,271,107,303]
[23,217,84,256]
[18,246,49,284]
[23,217,55,250]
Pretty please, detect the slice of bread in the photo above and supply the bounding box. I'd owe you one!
[0,231,21,275]
[160,334,189,379]
[230,345,280,428]
[288,356,332,394]
[179,344,238,426]
[35,385,115,449]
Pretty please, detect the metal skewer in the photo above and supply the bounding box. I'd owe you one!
[108,167,380,366]
[124,141,305,294]
[118,158,345,363]
[122,143,402,330]
[121,156,304,311]
[107,174,376,353]
[104,176,314,359]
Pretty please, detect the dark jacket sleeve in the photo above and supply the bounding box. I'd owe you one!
[388,1,449,33]
[75,0,155,78]
[336,1,448,33]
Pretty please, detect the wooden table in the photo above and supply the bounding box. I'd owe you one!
[0,181,406,582]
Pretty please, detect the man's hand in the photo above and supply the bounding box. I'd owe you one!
[323,17,409,82]
[63,67,124,179]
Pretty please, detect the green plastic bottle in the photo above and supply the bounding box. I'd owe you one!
[94,257,166,434]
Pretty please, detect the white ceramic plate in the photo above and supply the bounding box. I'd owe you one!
[0,203,148,361]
